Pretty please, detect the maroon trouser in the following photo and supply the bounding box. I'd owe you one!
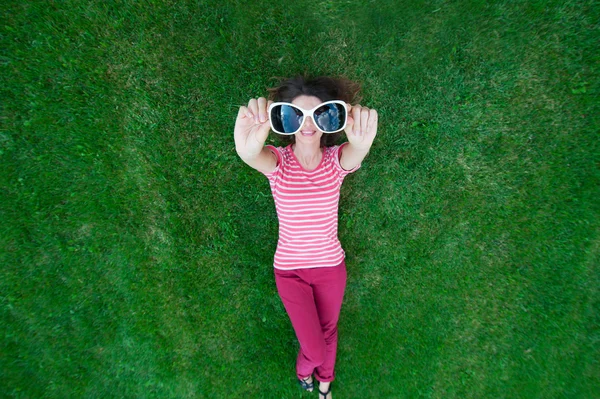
[274,260,347,382]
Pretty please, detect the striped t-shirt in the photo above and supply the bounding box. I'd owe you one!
[262,142,360,270]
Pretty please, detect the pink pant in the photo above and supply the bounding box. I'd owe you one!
[274,260,347,382]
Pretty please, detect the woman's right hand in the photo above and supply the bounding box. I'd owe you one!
[234,97,272,159]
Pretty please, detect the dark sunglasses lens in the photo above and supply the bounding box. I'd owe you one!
[270,104,303,134]
[313,103,346,132]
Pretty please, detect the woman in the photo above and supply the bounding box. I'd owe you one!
[234,76,378,399]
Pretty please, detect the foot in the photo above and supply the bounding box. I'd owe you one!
[319,381,332,399]
[298,375,313,392]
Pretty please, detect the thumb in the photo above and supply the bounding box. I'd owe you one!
[345,115,354,135]
[254,119,271,143]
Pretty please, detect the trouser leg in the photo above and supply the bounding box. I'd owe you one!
[275,269,325,379]
[311,260,347,382]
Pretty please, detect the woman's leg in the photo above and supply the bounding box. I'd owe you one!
[311,260,347,383]
[274,268,326,380]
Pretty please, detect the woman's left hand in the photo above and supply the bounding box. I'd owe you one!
[345,104,378,151]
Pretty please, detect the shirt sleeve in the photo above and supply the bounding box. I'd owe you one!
[262,145,282,182]
[332,142,361,178]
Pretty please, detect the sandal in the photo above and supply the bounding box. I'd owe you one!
[298,376,314,391]
[319,382,332,399]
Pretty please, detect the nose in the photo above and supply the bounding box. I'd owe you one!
[302,116,318,131]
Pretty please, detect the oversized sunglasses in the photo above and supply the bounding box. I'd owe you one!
[268,100,348,135]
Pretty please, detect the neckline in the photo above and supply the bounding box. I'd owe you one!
[288,144,325,172]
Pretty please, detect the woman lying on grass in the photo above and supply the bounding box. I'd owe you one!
[234,76,378,399]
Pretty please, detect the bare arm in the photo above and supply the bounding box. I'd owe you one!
[340,144,370,171]
[237,146,277,174]
[234,97,277,174]
[340,104,378,170]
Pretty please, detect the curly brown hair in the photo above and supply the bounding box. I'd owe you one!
[267,76,361,147]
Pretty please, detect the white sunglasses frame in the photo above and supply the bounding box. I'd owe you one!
[268,100,348,135]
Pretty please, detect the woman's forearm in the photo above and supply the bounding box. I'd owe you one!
[237,146,278,174]
[340,143,370,171]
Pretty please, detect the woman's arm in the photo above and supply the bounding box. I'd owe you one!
[340,104,378,170]
[234,97,277,174]
[238,146,278,174]
[340,144,370,171]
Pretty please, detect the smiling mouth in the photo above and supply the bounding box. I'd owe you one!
[301,130,316,136]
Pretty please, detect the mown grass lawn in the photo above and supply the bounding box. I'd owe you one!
[1,0,598,398]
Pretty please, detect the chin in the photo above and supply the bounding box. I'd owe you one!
[296,133,323,142]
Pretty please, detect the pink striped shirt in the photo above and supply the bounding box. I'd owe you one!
[262,142,360,270]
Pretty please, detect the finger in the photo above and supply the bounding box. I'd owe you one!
[345,115,354,135]
[360,107,370,136]
[248,98,259,123]
[345,102,352,114]
[257,97,268,123]
[352,105,361,136]
[266,100,274,124]
[367,109,378,133]
[255,118,271,142]
[238,105,250,119]
[344,103,353,135]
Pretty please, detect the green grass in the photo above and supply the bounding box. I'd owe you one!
[1,0,598,397]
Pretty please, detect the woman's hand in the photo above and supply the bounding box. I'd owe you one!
[234,97,272,159]
[344,104,378,151]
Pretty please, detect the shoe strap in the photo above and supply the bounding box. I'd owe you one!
[298,377,313,389]
[319,384,332,398]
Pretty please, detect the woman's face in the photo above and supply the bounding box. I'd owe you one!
[291,95,324,145]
